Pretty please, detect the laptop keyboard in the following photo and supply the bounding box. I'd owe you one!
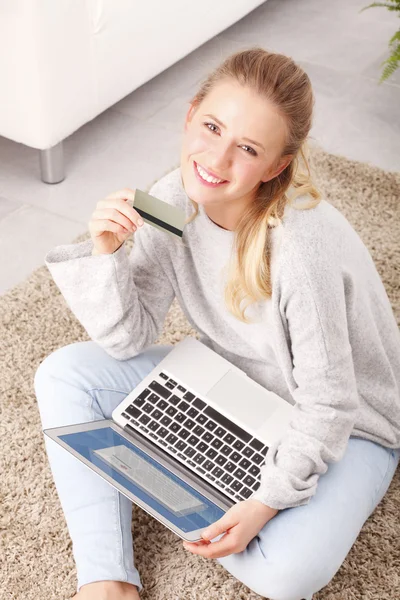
[120,369,268,503]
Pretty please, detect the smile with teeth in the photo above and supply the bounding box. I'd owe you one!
[195,162,227,184]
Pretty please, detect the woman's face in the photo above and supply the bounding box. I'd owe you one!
[180,79,291,227]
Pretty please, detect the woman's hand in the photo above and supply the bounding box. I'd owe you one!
[89,188,144,255]
[182,499,279,559]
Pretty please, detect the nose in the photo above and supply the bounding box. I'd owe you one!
[209,145,232,177]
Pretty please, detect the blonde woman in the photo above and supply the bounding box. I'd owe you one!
[34,48,400,600]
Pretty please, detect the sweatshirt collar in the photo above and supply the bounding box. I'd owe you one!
[179,170,235,242]
[198,202,235,240]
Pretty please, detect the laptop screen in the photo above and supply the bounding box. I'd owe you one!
[58,425,225,533]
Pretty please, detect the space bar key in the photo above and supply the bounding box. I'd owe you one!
[203,405,252,443]
[148,381,172,399]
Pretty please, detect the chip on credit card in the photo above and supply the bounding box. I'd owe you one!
[131,188,186,240]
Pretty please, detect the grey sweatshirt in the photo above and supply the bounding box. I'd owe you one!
[44,167,400,510]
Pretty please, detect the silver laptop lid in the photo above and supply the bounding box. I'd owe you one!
[155,335,247,396]
[150,336,293,447]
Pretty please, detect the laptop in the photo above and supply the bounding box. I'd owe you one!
[44,336,294,543]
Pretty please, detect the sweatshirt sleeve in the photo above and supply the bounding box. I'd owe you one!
[44,218,175,360]
[250,241,360,510]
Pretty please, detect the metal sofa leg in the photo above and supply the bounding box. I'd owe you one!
[39,141,65,183]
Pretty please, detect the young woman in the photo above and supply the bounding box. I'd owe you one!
[34,48,400,600]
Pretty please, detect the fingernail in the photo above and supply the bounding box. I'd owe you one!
[137,218,144,226]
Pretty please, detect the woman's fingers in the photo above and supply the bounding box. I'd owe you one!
[90,219,131,235]
[183,534,235,558]
[105,188,136,203]
[101,189,143,229]
[92,207,137,232]
[89,187,145,255]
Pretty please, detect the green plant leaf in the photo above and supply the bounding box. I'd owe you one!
[360,1,400,81]
[388,30,400,47]
[381,61,399,81]
[379,42,400,81]
[360,2,399,12]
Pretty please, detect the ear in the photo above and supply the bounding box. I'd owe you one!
[261,155,293,183]
[184,102,198,132]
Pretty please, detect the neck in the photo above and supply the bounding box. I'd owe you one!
[207,213,230,230]
[204,204,244,231]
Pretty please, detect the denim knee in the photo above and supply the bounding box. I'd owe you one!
[33,341,103,418]
[249,539,333,600]
[261,562,325,600]
[34,341,105,390]
[218,534,329,600]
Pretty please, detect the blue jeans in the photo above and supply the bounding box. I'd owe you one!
[34,341,400,600]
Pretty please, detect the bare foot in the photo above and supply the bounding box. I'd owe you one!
[71,580,140,600]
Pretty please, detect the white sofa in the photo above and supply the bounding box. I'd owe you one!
[0,0,265,183]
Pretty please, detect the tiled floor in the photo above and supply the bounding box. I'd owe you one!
[0,0,399,295]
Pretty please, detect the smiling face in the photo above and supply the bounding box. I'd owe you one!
[180,78,292,230]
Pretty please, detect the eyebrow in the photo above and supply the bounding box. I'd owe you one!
[204,113,265,151]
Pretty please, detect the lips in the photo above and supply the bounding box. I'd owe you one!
[194,161,228,182]
[193,161,229,188]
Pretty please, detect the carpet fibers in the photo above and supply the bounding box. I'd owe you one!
[1,144,399,600]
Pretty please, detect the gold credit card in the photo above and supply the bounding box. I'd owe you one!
[132,188,186,240]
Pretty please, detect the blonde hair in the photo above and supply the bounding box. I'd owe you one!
[183,47,322,323]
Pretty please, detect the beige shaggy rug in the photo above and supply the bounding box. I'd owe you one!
[1,143,400,600]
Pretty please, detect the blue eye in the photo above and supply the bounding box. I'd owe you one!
[242,145,257,156]
[206,122,218,133]
[203,122,257,156]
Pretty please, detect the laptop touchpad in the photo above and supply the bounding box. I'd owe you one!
[206,370,277,431]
